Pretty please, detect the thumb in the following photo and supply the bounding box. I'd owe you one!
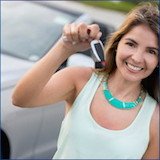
[96,32,102,40]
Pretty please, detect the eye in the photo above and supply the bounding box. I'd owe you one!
[126,42,135,48]
[148,49,158,55]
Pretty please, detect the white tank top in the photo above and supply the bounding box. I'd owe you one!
[53,72,157,159]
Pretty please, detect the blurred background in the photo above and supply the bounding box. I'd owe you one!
[1,0,157,159]
[81,0,139,12]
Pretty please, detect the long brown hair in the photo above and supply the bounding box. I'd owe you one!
[101,2,159,102]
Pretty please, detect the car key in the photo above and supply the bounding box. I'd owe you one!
[90,39,105,68]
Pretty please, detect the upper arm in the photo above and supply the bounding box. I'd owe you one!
[30,66,92,107]
[142,104,159,159]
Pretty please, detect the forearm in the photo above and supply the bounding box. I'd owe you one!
[12,38,74,107]
[12,22,102,107]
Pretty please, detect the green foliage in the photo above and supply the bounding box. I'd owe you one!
[81,1,137,13]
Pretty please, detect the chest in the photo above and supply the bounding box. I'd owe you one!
[90,85,142,130]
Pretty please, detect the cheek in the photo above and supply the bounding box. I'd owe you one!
[145,55,158,70]
[116,44,131,61]
[115,49,128,65]
[144,53,158,68]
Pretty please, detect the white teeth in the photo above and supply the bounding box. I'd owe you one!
[126,63,142,71]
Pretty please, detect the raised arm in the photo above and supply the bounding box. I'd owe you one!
[12,22,102,108]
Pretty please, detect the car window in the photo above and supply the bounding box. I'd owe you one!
[2,1,79,61]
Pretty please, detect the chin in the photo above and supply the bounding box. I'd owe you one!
[123,74,142,83]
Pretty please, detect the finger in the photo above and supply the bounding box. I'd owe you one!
[63,23,72,42]
[70,23,79,43]
[87,24,100,40]
[77,23,89,42]
[95,31,102,40]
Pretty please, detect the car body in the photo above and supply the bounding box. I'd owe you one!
[1,1,114,159]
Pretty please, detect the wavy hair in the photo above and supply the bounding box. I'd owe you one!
[100,2,159,102]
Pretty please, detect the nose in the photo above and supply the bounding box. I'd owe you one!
[131,49,144,63]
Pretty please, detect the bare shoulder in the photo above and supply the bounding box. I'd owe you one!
[70,67,93,91]
[143,104,159,159]
[63,66,93,81]
[61,66,93,101]
[150,104,159,136]
[54,66,93,82]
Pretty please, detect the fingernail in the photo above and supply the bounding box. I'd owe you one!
[87,29,91,35]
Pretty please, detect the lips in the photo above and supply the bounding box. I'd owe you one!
[125,62,143,72]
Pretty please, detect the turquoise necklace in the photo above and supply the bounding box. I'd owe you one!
[102,77,143,110]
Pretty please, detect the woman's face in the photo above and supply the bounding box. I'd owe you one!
[116,24,158,82]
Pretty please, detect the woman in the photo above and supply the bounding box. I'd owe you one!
[12,2,159,159]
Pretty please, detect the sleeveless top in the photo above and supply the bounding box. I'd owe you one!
[52,72,157,159]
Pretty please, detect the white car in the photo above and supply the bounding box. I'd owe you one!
[1,1,114,159]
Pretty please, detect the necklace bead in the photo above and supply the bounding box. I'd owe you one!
[102,79,143,110]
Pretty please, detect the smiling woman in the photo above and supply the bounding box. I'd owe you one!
[116,24,158,81]
[12,2,159,159]
[103,2,159,103]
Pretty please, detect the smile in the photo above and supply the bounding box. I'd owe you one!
[126,62,143,71]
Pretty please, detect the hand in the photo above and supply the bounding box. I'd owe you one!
[61,22,102,53]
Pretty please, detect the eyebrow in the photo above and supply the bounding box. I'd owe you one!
[125,38,159,51]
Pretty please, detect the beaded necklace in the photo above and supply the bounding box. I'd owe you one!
[102,76,143,110]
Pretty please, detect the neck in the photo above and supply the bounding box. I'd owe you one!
[107,71,142,102]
